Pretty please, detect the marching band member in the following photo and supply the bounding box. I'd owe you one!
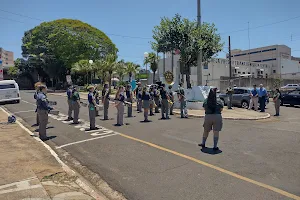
[66,84,74,121]
[135,82,143,112]
[125,84,133,117]
[88,85,99,130]
[153,85,160,113]
[102,83,110,120]
[33,82,41,126]
[142,86,151,122]
[149,86,155,116]
[93,85,100,116]
[36,85,53,141]
[168,85,174,115]
[160,84,170,119]
[115,86,125,126]
[71,86,81,124]
[178,83,188,118]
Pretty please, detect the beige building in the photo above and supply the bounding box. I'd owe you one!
[0,48,14,69]
[228,45,294,76]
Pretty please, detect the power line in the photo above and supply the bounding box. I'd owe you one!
[0,8,43,21]
[220,15,300,35]
[0,16,26,23]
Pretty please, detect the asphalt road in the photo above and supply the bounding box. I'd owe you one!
[2,90,300,200]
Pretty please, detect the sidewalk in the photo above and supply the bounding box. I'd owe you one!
[0,109,97,200]
[51,92,270,120]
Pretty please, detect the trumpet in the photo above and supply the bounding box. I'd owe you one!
[168,100,174,106]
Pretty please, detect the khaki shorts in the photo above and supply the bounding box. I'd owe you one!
[203,114,223,132]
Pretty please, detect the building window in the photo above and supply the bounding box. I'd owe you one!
[262,48,276,52]
[248,72,251,74]
[273,70,276,73]
[262,58,276,62]
[242,72,245,74]
[238,72,241,74]
[234,69,237,73]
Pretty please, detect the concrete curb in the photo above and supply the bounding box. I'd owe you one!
[0,106,108,200]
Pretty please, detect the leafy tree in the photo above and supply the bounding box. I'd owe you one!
[144,52,160,84]
[7,66,19,79]
[126,62,140,82]
[21,19,117,82]
[152,14,223,88]
[71,60,90,84]
[93,59,107,83]
[116,60,126,82]
[105,54,118,88]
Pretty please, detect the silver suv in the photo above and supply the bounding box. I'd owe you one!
[218,87,268,109]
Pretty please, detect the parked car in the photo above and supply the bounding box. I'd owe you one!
[281,84,300,90]
[281,89,300,106]
[218,87,269,109]
[0,80,21,104]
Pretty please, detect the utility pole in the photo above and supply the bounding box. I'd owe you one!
[248,22,252,86]
[228,35,233,109]
[196,0,202,86]
[229,36,232,80]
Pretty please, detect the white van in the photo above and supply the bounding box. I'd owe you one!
[0,80,21,103]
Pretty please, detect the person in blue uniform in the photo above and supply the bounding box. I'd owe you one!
[88,86,99,130]
[115,86,125,126]
[125,85,133,117]
[102,83,110,120]
[66,84,73,121]
[160,84,170,119]
[36,85,53,141]
[142,87,151,122]
[71,86,81,124]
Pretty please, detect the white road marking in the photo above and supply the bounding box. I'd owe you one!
[90,132,114,137]
[0,177,43,195]
[56,133,119,149]
[13,110,36,114]
[21,100,35,106]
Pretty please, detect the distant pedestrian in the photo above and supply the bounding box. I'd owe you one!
[168,85,174,115]
[142,87,151,122]
[93,85,100,116]
[273,88,281,116]
[149,86,155,116]
[160,84,170,119]
[102,83,110,120]
[178,83,188,118]
[66,84,73,121]
[115,86,125,126]
[258,84,267,112]
[125,85,133,117]
[36,85,53,141]
[71,86,81,124]
[248,84,258,111]
[198,88,223,151]
[33,83,41,126]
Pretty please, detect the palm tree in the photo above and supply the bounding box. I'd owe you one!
[105,54,118,88]
[144,52,160,84]
[71,60,90,84]
[126,62,140,82]
[93,59,107,84]
[116,60,126,82]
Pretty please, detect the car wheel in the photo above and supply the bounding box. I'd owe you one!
[241,101,249,109]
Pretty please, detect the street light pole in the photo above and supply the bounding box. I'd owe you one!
[197,0,203,86]
[144,52,149,84]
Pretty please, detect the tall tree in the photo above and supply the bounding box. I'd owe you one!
[22,19,117,82]
[116,60,126,82]
[105,54,118,88]
[126,62,140,82]
[152,14,223,88]
[144,52,160,84]
[71,60,90,84]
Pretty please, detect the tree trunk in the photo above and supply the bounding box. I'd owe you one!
[153,71,156,84]
[129,72,132,82]
[186,74,191,89]
[163,52,166,73]
[109,73,112,88]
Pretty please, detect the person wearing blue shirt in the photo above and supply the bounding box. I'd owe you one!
[248,84,259,111]
[36,85,53,141]
[258,84,267,112]
[66,85,73,121]
[87,85,99,130]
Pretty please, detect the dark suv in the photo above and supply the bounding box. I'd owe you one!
[218,87,269,109]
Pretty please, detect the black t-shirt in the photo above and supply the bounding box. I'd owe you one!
[160,89,168,99]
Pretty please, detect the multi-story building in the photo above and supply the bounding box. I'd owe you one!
[0,48,14,69]
[227,45,300,76]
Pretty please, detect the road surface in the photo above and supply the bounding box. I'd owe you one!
[2,90,300,200]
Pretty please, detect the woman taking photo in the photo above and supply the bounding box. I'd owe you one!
[273,88,281,116]
[198,88,223,151]
[142,87,151,122]
[115,86,125,126]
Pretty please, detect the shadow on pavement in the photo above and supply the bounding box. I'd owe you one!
[201,148,223,155]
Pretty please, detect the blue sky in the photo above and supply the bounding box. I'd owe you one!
[1,0,300,68]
